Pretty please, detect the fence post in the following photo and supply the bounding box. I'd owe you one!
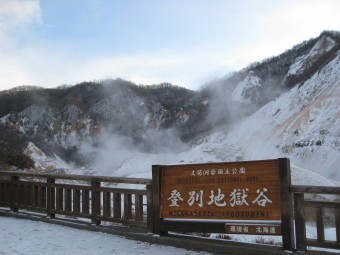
[336,208,340,246]
[10,175,19,212]
[146,184,153,233]
[124,193,132,220]
[316,207,325,242]
[47,178,55,218]
[294,193,306,252]
[113,193,121,219]
[279,158,295,251]
[152,165,164,235]
[135,194,143,221]
[91,179,101,225]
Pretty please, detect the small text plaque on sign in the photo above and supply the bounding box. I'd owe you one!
[225,224,281,235]
[160,159,281,221]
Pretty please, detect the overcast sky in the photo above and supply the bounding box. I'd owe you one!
[0,0,339,91]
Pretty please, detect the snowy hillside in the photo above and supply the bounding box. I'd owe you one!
[197,50,340,179]
[108,33,340,182]
[231,71,263,104]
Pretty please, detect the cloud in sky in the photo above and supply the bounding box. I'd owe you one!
[0,0,339,91]
[0,0,41,43]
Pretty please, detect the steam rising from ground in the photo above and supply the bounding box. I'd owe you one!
[80,128,188,176]
[80,74,289,177]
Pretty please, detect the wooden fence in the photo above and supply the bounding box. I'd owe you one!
[1,170,340,253]
[292,185,340,251]
[0,171,152,229]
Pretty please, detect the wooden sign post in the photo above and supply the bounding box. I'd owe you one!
[151,158,294,251]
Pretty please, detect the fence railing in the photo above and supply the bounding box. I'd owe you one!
[0,171,152,229]
[1,171,340,253]
[291,185,340,251]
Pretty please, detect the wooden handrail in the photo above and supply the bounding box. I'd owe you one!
[290,185,340,194]
[0,171,152,185]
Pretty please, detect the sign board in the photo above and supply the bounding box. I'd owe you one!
[153,158,294,250]
[160,159,281,221]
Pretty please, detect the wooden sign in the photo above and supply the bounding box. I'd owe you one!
[159,159,282,221]
[225,224,281,235]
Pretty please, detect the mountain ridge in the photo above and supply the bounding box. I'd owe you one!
[0,31,339,181]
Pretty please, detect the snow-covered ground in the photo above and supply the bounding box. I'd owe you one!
[1,217,339,254]
[0,217,209,255]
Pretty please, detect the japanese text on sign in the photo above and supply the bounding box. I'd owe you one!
[160,160,282,220]
[225,224,281,235]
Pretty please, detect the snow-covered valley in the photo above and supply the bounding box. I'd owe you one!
[0,31,339,186]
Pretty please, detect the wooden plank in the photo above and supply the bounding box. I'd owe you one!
[41,186,47,209]
[91,180,101,225]
[30,185,35,207]
[14,206,46,214]
[6,183,11,205]
[290,185,340,194]
[225,223,281,235]
[10,176,19,212]
[103,192,111,218]
[15,183,21,208]
[113,193,121,219]
[294,193,306,252]
[316,207,325,242]
[21,184,27,206]
[99,187,146,195]
[13,179,19,209]
[96,216,147,228]
[52,183,91,190]
[278,158,294,251]
[47,178,55,218]
[0,182,5,203]
[135,194,144,221]
[26,184,32,207]
[50,209,92,219]
[34,185,39,208]
[306,239,339,250]
[304,201,340,208]
[82,190,89,214]
[56,187,64,211]
[0,171,152,185]
[152,165,162,235]
[13,181,45,187]
[124,193,132,220]
[73,189,81,213]
[146,184,153,232]
[51,182,56,210]
[336,208,340,245]
[4,182,11,205]
[65,188,72,211]
[161,220,231,233]
[18,183,25,207]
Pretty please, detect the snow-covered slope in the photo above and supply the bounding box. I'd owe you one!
[187,48,340,180]
[108,36,340,183]
[23,142,75,174]
[231,71,263,104]
[287,35,336,76]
